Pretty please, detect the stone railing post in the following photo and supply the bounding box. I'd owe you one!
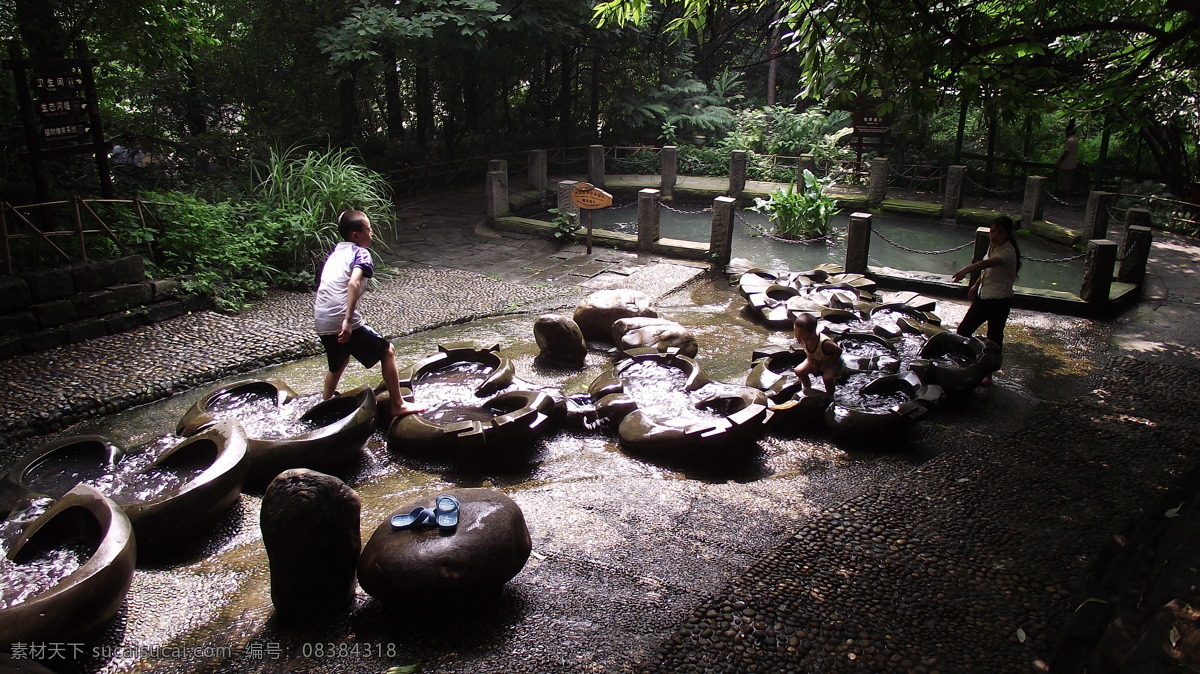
[528,149,548,194]
[486,170,509,223]
[557,179,579,220]
[729,150,747,199]
[709,196,737,271]
[1124,207,1151,235]
[1080,239,1117,304]
[660,146,678,200]
[969,227,990,287]
[488,159,508,173]
[1021,175,1047,226]
[638,188,661,251]
[868,158,889,207]
[942,165,965,220]
[587,145,605,187]
[1083,191,1114,240]
[798,154,816,182]
[1117,225,1153,285]
[845,212,873,274]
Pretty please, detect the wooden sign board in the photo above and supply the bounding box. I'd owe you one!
[571,182,613,210]
[853,98,893,137]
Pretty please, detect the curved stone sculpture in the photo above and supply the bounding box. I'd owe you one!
[358,488,531,601]
[533,314,587,367]
[176,379,298,437]
[589,348,772,461]
[572,289,657,342]
[3,424,250,557]
[0,484,136,643]
[119,420,250,553]
[911,332,1003,393]
[835,331,901,374]
[386,343,556,458]
[824,370,945,441]
[612,316,699,358]
[738,264,881,330]
[178,381,376,485]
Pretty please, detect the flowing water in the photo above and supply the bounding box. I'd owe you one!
[206,391,323,441]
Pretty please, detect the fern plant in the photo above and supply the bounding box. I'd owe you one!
[749,169,840,241]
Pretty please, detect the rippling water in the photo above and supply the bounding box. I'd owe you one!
[621,361,724,424]
[412,362,497,424]
[0,497,85,610]
[207,391,322,440]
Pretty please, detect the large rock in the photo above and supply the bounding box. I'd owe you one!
[572,289,657,342]
[533,314,587,366]
[260,469,360,619]
[358,488,531,602]
[612,316,698,357]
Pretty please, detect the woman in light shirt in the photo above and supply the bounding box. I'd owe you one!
[951,214,1021,347]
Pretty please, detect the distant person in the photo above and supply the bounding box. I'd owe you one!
[314,210,424,416]
[1056,121,1078,200]
[792,313,843,396]
[952,214,1021,352]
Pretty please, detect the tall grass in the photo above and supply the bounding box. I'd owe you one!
[120,145,395,312]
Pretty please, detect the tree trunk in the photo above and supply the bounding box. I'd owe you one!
[559,45,572,147]
[337,70,358,145]
[415,63,433,148]
[383,44,403,140]
[589,46,601,141]
[15,0,69,59]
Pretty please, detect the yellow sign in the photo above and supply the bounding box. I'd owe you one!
[570,182,613,210]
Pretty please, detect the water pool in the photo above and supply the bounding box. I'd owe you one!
[587,206,1086,293]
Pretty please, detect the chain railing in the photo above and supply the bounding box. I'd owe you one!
[886,163,945,192]
[868,227,969,254]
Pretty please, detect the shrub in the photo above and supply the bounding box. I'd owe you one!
[749,169,840,240]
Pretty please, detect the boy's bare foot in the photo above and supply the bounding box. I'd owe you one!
[391,401,427,416]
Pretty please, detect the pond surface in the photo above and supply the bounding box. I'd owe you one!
[585,206,1085,293]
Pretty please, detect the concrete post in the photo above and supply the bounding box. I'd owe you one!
[1083,191,1114,240]
[942,165,966,220]
[1125,207,1151,234]
[969,227,990,288]
[729,150,747,199]
[1080,239,1117,304]
[845,212,873,274]
[660,145,678,200]
[587,145,605,187]
[486,170,509,223]
[1021,175,1047,227]
[709,196,737,271]
[488,159,508,173]
[868,158,889,207]
[528,149,548,194]
[637,188,661,251]
[557,179,579,219]
[1117,225,1153,285]
[798,154,816,182]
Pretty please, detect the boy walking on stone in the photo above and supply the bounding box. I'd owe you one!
[313,210,423,416]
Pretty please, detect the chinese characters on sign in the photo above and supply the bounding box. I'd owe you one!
[32,68,91,146]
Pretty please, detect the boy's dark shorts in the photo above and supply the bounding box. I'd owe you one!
[320,325,390,371]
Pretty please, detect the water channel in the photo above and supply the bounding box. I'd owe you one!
[0,274,1109,673]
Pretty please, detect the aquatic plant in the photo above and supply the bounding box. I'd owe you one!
[749,169,840,241]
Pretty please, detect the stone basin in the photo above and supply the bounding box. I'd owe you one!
[385,343,557,459]
[824,370,945,441]
[911,332,1003,393]
[178,380,376,485]
[357,488,531,601]
[0,484,136,644]
[2,424,250,557]
[589,347,772,462]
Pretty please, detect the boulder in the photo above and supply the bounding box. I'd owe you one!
[260,469,360,619]
[612,316,698,357]
[533,314,587,366]
[572,289,657,342]
[358,488,531,602]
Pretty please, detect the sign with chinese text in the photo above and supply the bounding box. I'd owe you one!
[853,99,893,137]
[570,182,613,210]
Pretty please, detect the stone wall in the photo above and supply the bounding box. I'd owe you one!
[0,256,203,359]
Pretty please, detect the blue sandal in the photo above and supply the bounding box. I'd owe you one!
[391,506,435,530]
[434,494,459,529]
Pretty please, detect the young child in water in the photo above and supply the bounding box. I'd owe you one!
[792,313,843,396]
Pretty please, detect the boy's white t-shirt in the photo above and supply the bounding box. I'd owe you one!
[978,241,1017,300]
[313,241,374,334]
